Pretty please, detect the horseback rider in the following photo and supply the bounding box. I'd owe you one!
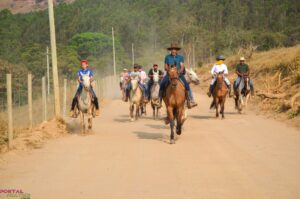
[147,64,163,100]
[69,60,100,117]
[124,64,148,102]
[207,55,232,97]
[119,68,129,90]
[234,57,255,96]
[159,43,198,109]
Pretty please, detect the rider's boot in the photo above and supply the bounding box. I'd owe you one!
[124,90,129,102]
[69,97,77,118]
[228,85,233,98]
[186,91,197,109]
[207,84,213,97]
[251,87,255,97]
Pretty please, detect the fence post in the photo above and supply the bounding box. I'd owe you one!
[6,74,13,149]
[28,74,32,130]
[63,78,67,117]
[42,77,47,121]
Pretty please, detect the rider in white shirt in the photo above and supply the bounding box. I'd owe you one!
[207,55,232,97]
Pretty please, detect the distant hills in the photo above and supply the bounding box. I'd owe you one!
[0,0,74,13]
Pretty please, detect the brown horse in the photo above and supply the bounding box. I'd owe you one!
[163,67,186,144]
[210,71,228,119]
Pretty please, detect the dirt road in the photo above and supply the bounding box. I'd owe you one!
[0,94,299,199]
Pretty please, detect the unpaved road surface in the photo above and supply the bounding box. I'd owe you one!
[0,94,300,199]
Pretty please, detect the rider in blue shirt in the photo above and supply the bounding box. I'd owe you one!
[159,43,197,109]
[70,60,100,117]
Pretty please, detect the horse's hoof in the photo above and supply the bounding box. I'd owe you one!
[170,139,175,144]
[176,129,182,135]
[130,118,134,122]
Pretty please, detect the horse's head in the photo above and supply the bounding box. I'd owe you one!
[243,74,250,90]
[168,66,179,87]
[130,75,139,90]
[186,68,200,85]
[153,73,159,83]
[81,75,91,90]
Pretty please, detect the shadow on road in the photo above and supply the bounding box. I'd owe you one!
[133,131,163,140]
[145,124,169,130]
[113,118,130,123]
[190,115,215,120]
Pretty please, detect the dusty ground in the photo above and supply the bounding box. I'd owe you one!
[0,93,299,199]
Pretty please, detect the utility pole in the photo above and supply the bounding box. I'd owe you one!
[46,46,50,97]
[48,0,61,118]
[192,44,196,70]
[112,27,116,77]
[132,43,135,66]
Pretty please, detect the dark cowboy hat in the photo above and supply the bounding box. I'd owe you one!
[167,43,181,51]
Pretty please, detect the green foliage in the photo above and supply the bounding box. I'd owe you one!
[0,0,299,78]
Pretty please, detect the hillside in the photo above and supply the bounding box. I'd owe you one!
[198,45,300,128]
[0,0,74,13]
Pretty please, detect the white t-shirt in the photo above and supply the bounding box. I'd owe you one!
[211,64,228,75]
[140,70,147,84]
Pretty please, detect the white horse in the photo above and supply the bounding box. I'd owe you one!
[129,75,143,122]
[182,68,201,122]
[150,73,161,119]
[77,75,95,133]
[235,74,251,114]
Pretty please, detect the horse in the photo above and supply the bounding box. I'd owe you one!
[77,75,95,133]
[234,74,251,114]
[150,72,161,119]
[185,68,200,85]
[120,76,129,102]
[210,71,228,119]
[129,75,143,122]
[163,67,186,144]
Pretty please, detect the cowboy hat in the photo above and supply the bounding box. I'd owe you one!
[167,43,181,51]
[240,57,245,61]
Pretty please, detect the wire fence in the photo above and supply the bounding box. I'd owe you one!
[0,74,119,147]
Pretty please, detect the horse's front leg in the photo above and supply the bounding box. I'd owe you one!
[136,104,140,120]
[167,107,175,144]
[221,98,225,119]
[130,103,134,122]
[215,98,219,118]
[88,109,92,130]
[176,108,183,135]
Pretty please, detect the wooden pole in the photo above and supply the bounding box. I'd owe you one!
[42,77,47,121]
[48,0,61,118]
[132,43,135,67]
[112,27,116,77]
[6,74,13,149]
[192,43,196,70]
[46,46,50,99]
[28,74,32,130]
[63,79,67,116]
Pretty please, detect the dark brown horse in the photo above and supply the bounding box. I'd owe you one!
[210,71,228,119]
[163,67,186,144]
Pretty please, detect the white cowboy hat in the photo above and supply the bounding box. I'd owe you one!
[240,57,245,61]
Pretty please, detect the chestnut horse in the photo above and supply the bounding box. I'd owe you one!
[210,71,228,119]
[163,67,185,144]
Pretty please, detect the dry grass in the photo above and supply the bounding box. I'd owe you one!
[0,118,69,154]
